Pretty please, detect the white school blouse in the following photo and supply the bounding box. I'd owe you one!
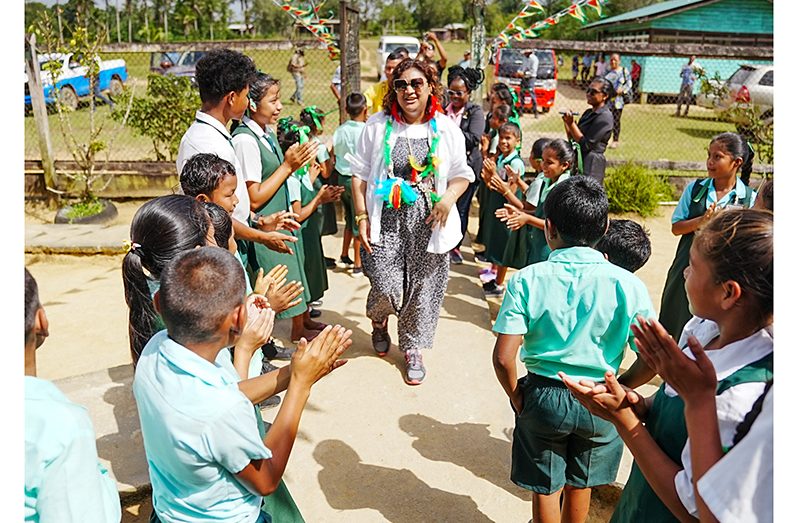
[347,111,475,254]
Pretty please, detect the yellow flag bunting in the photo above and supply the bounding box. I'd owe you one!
[273,0,341,60]
[493,0,607,50]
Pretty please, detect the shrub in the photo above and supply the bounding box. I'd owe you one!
[604,162,673,217]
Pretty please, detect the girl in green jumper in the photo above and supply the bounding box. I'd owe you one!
[300,107,339,248]
[561,209,773,523]
[232,72,322,343]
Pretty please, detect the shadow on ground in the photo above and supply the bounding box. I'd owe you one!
[314,439,494,522]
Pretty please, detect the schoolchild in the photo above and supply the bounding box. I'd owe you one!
[492,176,656,523]
[595,219,652,273]
[495,138,573,271]
[331,92,368,276]
[475,104,513,262]
[753,178,773,211]
[659,132,757,340]
[479,121,526,296]
[277,119,344,335]
[24,268,122,523]
[133,247,353,522]
[176,49,297,264]
[300,106,338,261]
[231,72,322,343]
[562,209,773,523]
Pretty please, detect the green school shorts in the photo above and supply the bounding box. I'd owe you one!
[337,173,358,236]
[511,373,623,494]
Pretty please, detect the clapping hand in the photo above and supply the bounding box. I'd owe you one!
[558,371,642,431]
[257,211,301,233]
[291,325,354,387]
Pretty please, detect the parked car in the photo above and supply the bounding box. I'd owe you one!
[376,36,420,81]
[24,53,128,111]
[493,47,558,113]
[150,50,207,86]
[697,64,773,130]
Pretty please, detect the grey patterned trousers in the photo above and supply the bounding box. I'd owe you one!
[361,194,450,352]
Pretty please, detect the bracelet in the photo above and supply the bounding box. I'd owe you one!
[355,212,369,223]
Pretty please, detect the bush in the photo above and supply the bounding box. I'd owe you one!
[604,162,673,217]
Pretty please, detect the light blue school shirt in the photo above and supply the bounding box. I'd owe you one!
[234,250,254,295]
[672,177,756,223]
[133,330,272,522]
[312,136,330,164]
[497,152,525,182]
[493,246,655,382]
[332,120,366,176]
[25,377,121,523]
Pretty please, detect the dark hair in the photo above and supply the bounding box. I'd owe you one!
[492,104,512,123]
[386,50,405,62]
[248,71,280,106]
[447,66,485,93]
[756,179,773,210]
[180,153,236,197]
[595,219,652,273]
[543,139,575,170]
[589,76,616,99]
[710,132,755,185]
[493,85,514,106]
[276,119,305,153]
[204,202,233,249]
[544,176,608,247]
[159,247,246,347]
[195,49,257,105]
[693,208,773,324]
[122,195,211,364]
[299,106,326,135]
[531,137,551,159]
[25,268,40,344]
[382,59,443,116]
[345,92,367,118]
[491,82,509,93]
[498,121,521,140]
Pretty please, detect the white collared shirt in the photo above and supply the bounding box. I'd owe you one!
[346,111,475,254]
[177,111,252,225]
[669,317,773,517]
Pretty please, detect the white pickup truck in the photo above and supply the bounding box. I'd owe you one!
[25,52,128,111]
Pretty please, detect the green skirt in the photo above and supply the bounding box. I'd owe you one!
[256,415,305,523]
[300,184,329,303]
[482,189,514,266]
[658,234,694,339]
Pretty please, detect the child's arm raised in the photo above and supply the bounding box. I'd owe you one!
[235,325,353,496]
[560,371,699,523]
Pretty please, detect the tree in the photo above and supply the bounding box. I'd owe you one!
[415,0,464,31]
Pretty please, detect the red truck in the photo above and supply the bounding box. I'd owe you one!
[493,47,558,114]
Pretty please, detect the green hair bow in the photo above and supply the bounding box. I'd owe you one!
[277,117,312,176]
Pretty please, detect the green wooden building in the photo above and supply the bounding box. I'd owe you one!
[583,0,773,97]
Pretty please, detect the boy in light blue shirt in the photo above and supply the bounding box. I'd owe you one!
[24,268,121,523]
[492,176,655,523]
[134,247,352,522]
[331,92,368,275]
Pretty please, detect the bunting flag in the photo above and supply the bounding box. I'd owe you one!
[492,0,607,50]
[273,1,340,60]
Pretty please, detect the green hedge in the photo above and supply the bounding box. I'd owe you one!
[604,162,674,217]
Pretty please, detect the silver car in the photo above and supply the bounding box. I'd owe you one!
[698,64,773,129]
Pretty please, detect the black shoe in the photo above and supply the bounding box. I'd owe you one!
[324,257,336,269]
[258,395,281,410]
[309,307,322,319]
[261,358,280,374]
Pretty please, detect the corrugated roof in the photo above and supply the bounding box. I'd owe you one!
[583,0,711,29]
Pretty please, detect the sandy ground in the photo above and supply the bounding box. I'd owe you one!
[25,200,679,522]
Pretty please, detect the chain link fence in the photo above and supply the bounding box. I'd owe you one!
[25,39,773,175]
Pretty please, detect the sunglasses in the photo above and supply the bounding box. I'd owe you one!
[393,78,427,92]
[447,89,466,97]
[586,88,602,95]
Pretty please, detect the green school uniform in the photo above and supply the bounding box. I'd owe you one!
[313,136,338,237]
[300,174,329,303]
[611,352,773,523]
[255,417,305,523]
[482,151,525,266]
[231,124,311,320]
[659,179,753,339]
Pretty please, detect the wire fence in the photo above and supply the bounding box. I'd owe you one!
[24,39,774,173]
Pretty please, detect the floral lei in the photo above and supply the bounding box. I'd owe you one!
[376,96,444,209]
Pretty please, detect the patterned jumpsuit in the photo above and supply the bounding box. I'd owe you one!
[360,136,450,353]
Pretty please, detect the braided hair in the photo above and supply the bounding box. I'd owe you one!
[446,66,485,93]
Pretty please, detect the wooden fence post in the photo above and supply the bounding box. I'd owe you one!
[471,0,487,104]
[25,33,58,200]
[339,1,360,126]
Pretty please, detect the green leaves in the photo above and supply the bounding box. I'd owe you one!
[604,162,673,217]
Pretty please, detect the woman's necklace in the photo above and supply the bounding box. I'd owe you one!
[377,116,442,209]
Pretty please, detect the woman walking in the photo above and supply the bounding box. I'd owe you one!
[350,58,474,385]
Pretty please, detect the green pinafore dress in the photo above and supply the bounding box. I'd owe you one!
[658,180,752,339]
[611,351,773,523]
[482,151,523,266]
[231,124,311,319]
[299,173,329,303]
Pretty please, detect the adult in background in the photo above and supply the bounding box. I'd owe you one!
[330,62,342,102]
[580,54,593,83]
[675,55,701,117]
[418,32,448,78]
[287,47,306,105]
[520,51,539,118]
[364,50,404,115]
[458,50,472,68]
[630,59,641,102]
[562,76,615,184]
[603,53,633,149]
[350,59,474,385]
[444,65,486,265]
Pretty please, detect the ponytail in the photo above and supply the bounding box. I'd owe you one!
[710,132,755,185]
[740,140,755,186]
[122,250,157,365]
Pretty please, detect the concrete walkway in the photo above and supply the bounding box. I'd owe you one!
[27,216,666,522]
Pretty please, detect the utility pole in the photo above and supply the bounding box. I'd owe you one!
[25,33,58,202]
[339,1,361,125]
[56,0,64,45]
[471,0,487,103]
[116,0,122,43]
